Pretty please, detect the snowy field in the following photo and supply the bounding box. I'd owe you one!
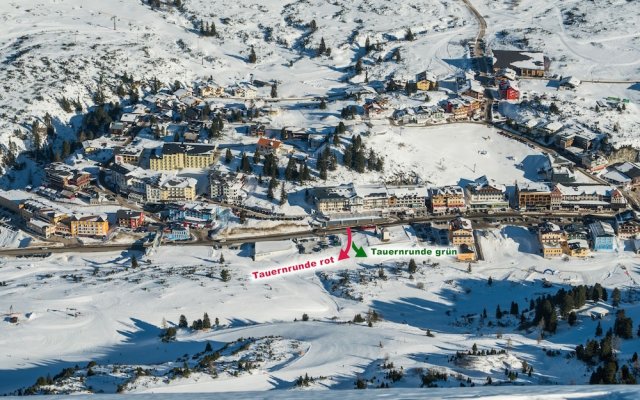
[364,123,549,186]
[475,0,640,81]
[2,226,639,394]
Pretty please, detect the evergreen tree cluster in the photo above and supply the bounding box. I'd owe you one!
[317,145,337,180]
[577,329,637,384]
[525,284,609,333]
[284,157,311,182]
[343,135,383,173]
[207,114,225,139]
[200,20,217,37]
[240,152,252,174]
[340,105,358,119]
[177,313,218,331]
[262,152,279,178]
[295,373,315,387]
[82,102,120,136]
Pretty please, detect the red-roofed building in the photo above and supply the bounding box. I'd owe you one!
[257,137,283,155]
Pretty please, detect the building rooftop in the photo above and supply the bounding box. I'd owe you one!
[491,49,545,72]
[589,221,616,237]
[152,143,217,158]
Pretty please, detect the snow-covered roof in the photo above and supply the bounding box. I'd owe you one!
[589,221,615,237]
[555,184,615,197]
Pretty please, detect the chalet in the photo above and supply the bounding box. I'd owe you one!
[282,126,308,140]
[559,76,581,89]
[616,220,640,240]
[364,101,392,119]
[120,113,139,127]
[248,124,266,137]
[415,71,438,91]
[498,80,520,101]
[449,217,475,246]
[460,79,485,100]
[494,68,517,82]
[491,49,546,77]
[198,82,225,97]
[446,97,482,120]
[465,176,508,210]
[570,132,596,150]
[515,182,553,210]
[608,162,640,188]
[209,169,246,205]
[109,121,128,135]
[116,209,145,229]
[555,132,575,149]
[428,185,467,213]
[563,240,590,257]
[233,84,258,99]
[580,153,608,172]
[257,137,283,155]
[44,163,91,192]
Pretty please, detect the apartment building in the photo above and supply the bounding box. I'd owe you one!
[465,176,508,210]
[149,143,218,171]
[515,182,553,210]
[66,215,109,237]
[45,163,91,192]
[449,217,475,246]
[209,169,246,205]
[311,183,427,214]
[428,185,466,213]
[146,174,197,202]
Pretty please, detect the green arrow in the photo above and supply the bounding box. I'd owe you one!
[351,242,367,257]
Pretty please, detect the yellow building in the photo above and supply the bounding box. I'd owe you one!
[542,242,563,258]
[449,217,475,246]
[146,175,197,202]
[150,143,218,171]
[538,222,567,244]
[416,71,437,91]
[68,215,109,237]
[563,241,590,257]
[457,244,476,262]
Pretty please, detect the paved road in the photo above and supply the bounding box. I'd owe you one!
[0,210,600,257]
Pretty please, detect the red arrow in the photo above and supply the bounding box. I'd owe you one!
[338,227,352,260]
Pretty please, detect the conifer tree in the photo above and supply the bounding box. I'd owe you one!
[279,183,288,206]
[405,28,415,41]
[225,148,232,164]
[203,313,212,329]
[408,258,417,274]
[179,314,188,328]
[355,58,363,75]
[318,38,326,56]
[221,269,230,282]
[248,46,257,63]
